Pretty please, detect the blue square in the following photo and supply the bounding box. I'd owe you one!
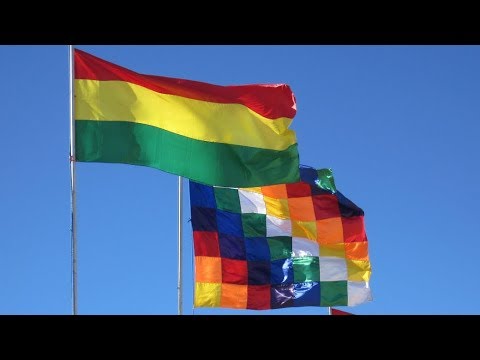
[299,166,318,185]
[189,181,216,209]
[271,258,293,285]
[293,282,320,307]
[216,210,244,237]
[218,233,246,260]
[299,167,330,195]
[271,284,294,308]
[245,237,270,261]
[247,261,270,285]
[190,207,217,232]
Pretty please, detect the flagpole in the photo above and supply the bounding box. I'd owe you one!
[177,176,183,315]
[69,45,78,315]
[328,307,332,315]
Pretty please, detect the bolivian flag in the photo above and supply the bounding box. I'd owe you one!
[74,49,300,187]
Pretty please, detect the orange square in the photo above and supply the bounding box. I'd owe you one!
[316,217,343,244]
[345,241,369,260]
[291,220,317,240]
[288,196,316,221]
[195,256,222,283]
[221,283,248,309]
[261,184,288,199]
[264,195,290,219]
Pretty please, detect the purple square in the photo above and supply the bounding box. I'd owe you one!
[271,284,294,308]
[218,233,246,260]
[247,260,271,285]
[191,207,217,232]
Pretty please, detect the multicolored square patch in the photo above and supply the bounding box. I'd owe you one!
[189,167,372,310]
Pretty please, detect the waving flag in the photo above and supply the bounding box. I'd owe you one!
[189,167,372,310]
[74,49,300,187]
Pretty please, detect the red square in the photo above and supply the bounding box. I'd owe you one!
[193,231,220,257]
[222,258,248,284]
[342,216,366,243]
[286,182,312,198]
[312,194,341,220]
[247,285,271,310]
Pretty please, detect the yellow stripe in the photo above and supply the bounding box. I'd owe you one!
[75,79,297,150]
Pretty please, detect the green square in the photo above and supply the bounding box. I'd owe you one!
[293,257,320,282]
[320,281,348,306]
[267,237,293,260]
[241,213,266,237]
[214,187,241,213]
[316,168,336,192]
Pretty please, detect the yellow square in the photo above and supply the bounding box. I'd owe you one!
[345,242,369,260]
[319,243,346,258]
[347,259,372,281]
[291,220,317,240]
[265,195,290,219]
[288,196,316,221]
[316,217,344,244]
[194,282,222,307]
[239,186,262,194]
[221,283,248,309]
[195,256,222,283]
[261,184,288,199]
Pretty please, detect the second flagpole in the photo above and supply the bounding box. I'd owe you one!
[178,176,183,315]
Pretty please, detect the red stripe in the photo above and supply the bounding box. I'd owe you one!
[74,49,296,120]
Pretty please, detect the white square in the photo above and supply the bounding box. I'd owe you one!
[319,257,347,281]
[238,189,266,214]
[266,215,292,237]
[292,237,319,257]
[348,281,373,306]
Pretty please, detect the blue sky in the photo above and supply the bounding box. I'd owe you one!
[1,45,479,315]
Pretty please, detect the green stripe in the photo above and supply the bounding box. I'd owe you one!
[75,120,300,187]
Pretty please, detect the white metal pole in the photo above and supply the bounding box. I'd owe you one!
[177,176,183,315]
[69,45,78,315]
[328,307,332,315]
